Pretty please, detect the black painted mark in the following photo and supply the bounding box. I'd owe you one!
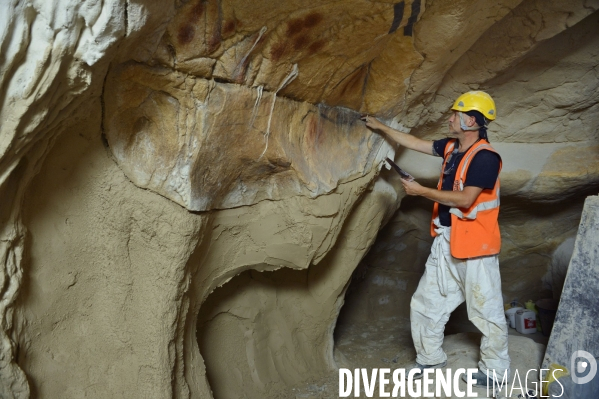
[361,62,372,109]
[403,0,421,36]
[389,2,405,34]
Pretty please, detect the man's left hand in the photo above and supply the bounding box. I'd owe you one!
[400,178,423,196]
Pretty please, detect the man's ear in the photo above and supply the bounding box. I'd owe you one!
[467,115,477,127]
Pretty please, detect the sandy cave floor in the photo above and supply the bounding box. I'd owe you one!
[286,311,549,399]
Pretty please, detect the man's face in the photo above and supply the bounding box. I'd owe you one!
[448,111,462,134]
[448,111,476,135]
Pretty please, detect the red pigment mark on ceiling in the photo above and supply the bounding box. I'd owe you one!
[303,13,323,28]
[287,18,305,37]
[287,12,324,37]
[293,34,309,51]
[307,113,324,146]
[177,0,203,45]
[308,39,325,55]
[189,1,204,23]
[223,20,236,35]
[178,24,195,44]
[271,42,287,61]
[207,25,222,53]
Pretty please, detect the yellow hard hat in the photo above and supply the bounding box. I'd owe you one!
[451,91,496,121]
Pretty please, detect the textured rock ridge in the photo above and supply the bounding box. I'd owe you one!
[104,62,389,211]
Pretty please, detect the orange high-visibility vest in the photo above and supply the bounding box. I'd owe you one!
[430,139,502,259]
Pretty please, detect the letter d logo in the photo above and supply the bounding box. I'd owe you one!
[570,350,597,384]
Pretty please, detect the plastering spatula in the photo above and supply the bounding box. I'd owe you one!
[385,157,415,181]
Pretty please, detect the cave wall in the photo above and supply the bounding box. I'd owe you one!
[17,99,208,398]
[0,0,598,398]
[12,99,398,398]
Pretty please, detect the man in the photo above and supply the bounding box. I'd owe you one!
[362,91,509,387]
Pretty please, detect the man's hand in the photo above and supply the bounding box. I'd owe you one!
[400,178,424,196]
[361,115,434,155]
[361,115,386,131]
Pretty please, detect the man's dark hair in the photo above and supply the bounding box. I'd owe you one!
[465,110,489,141]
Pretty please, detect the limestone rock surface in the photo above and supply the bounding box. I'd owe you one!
[104,62,389,211]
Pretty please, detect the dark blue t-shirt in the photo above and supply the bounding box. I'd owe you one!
[433,138,501,227]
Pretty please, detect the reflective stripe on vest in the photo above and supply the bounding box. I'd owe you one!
[450,187,500,220]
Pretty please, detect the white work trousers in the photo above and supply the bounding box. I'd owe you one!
[410,222,510,378]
